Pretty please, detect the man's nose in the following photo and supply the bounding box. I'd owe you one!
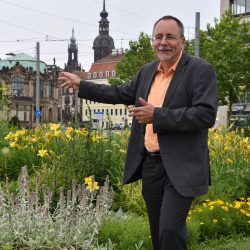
[159,37,169,45]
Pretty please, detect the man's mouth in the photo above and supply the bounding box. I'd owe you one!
[158,47,172,52]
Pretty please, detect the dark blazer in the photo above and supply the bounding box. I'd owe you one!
[78,52,218,197]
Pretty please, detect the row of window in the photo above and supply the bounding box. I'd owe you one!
[10,76,54,98]
[231,0,250,15]
[84,108,127,117]
[87,70,116,79]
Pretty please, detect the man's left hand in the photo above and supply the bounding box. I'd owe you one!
[129,98,155,124]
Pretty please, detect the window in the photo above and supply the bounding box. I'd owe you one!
[99,72,104,78]
[33,79,44,98]
[49,80,53,98]
[93,72,97,79]
[106,71,110,78]
[112,70,116,77]
[11,76,24,96]
[120,109,122,116]
[231,0,250,15]
[111,109,113,116]
[115,109,117,116]
[88,73,91,79]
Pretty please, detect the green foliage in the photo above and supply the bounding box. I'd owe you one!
[200,11,250,108]
[8,115,21,128]
[115,180,147,216]
[184,40,195,55]
[198,235,250,250]
[108,32,156,84]
[1,124,129,194]
[0,166,113,249]
[188,197,250,243]
[98,210,152,250]
[206,127,250,200]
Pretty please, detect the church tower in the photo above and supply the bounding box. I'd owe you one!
[93,0,115,62]
[65,28,81,72]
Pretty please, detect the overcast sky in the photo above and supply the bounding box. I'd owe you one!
[0,0,220,71]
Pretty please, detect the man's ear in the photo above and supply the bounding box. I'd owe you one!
[182,37,186,50]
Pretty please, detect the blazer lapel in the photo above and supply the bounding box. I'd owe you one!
[142,61,159,101]
[163,53,189,106]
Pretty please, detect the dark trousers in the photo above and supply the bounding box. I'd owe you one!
[141,154,193,250]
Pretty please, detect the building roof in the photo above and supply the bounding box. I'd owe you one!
[88,53,124,74]
[0,53,47,73]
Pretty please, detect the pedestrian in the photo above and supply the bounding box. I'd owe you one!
[59,15,218,250]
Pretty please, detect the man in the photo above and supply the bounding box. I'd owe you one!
[59,15,218,250]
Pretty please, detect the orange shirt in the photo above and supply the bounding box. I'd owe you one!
[145,53,182,152]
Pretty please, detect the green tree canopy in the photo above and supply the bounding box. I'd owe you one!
[200,11,250,110]
[108,32,156,84]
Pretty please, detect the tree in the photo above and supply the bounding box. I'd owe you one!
[108,32,156,84]
[200,11,250,113]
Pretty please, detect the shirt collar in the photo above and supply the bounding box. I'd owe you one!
[157,51,183,74]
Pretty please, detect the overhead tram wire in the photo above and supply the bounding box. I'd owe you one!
[0,0,137,37]
[0,19,65,41]
[91,0,154,22]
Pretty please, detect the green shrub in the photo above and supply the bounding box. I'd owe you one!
[0,166,113,249]
[98,210,152,250]
[114,180,147,216]
[187,197,250,243]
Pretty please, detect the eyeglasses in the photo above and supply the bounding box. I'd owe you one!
[152,34,180,42]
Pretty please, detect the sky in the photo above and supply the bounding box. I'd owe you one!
[0,0,221,71]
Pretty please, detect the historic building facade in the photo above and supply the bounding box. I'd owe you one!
[0,53,59,127]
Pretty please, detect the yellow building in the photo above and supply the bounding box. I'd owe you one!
[79,52,132,130]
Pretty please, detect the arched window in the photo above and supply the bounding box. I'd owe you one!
[11,76,24,96]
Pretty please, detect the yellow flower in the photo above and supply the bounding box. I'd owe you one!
[86,181,99,192]
[54,131,61,137]
[10,142,18,148]
[85,176,92,185]
[4,132,15,140]
[37,149,48,158]
[200,222,204,225]
[84,176,99,192]
[212,219,218,223]
[234,202,241,209]
[50,123,61,131]
[197,208,203,213]
[221,206,229,211]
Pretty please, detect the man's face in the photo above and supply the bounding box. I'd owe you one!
[152,19,185,67]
